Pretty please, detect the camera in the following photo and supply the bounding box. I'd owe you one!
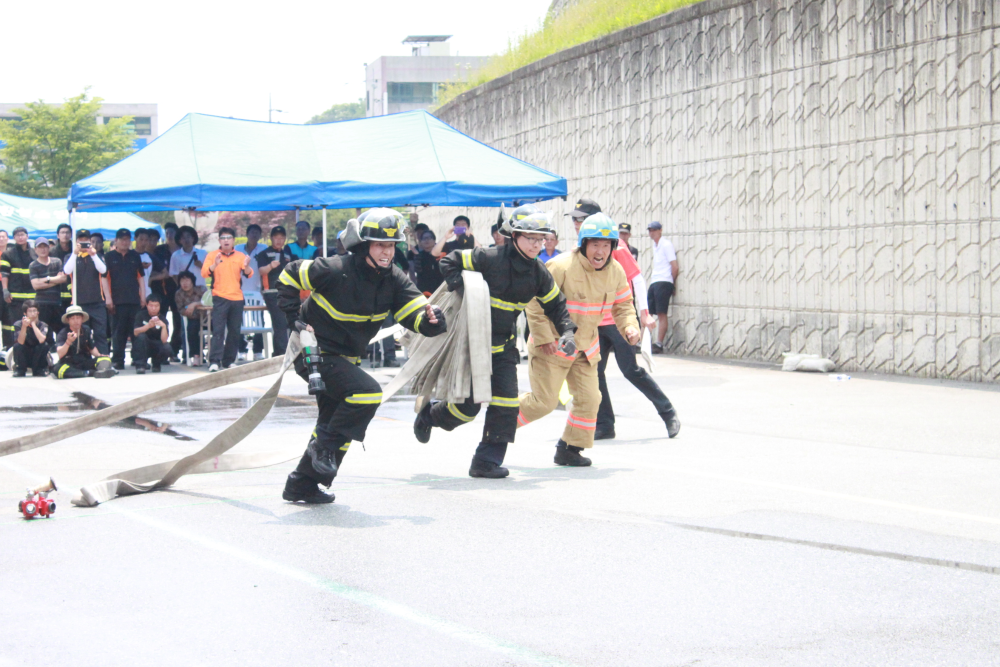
[79,241,91,249]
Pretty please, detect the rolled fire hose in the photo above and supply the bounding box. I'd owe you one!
[0,273,492,507]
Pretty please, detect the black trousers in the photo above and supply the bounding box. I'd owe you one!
[428,344,520,465]
[80,302,109,355]
[263,291,288,356]
[596,324,674,429]
[209,296,244,367]
[35,303,63,339]
[111,303,141,366]
[132,332,172,368]
[182,316,202,360]
[292,355,383,487]
[13,343,48,375]
[54,355,97,379]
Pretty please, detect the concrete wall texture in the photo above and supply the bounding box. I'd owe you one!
[432,0,1000,381]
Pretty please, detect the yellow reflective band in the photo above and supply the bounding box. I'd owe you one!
[10,292,36,299]
[345,392,383,405]
[461,249,474,270]
[60,291,71,298]
[57,364,68,379]
[96,356,110,362]
[11,267,30,274]
[447,402,475,422]
[539,285,560,303]
[312,293,388,323]
[339,441,351,451]
[278,270,302,290]
[413,311,423,333]
[488,396,519,408]
[1,325,14,331]
[490,297,529,312]
[491,334,515,354]
[362,220,380,229]
[299,260,314,292]
[0,260,9,268]
[395,295,427,321]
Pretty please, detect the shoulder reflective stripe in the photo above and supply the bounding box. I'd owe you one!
[312,293,389,323]
[278,270,302,290]
[395,295,427,321]
[488,396,519,408]
[298,260,314,292]
[447,402,476,422]
[539,285,560,303]
[489,297,530,312]
[11,267,30,274]
[461,249,474,270]
[344,392,383,405]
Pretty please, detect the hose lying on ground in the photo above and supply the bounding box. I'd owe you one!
[0,273,493,507]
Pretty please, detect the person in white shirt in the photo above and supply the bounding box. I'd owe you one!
[235,223,268,360]
[646,221,678,353]
[168,225,207,288]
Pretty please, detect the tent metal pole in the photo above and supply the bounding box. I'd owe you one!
[69,207,77,305]
[322,208,327,258]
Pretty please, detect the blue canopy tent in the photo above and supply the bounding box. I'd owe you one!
[68,111,567,213]
[0,192,146,241]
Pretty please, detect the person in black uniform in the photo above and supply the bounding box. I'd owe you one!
[53,222,74,314]
[132,294,173,373]
[28,237,68,334]
[1,227,37,327]
[255,225,295,357]
[53,305,108,379]
[276,208,447,504]
[413,204,577,479]
[11,299,51,377]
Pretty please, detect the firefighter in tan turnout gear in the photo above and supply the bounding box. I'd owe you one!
[517,213,640,466]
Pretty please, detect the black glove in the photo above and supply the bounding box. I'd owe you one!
[557,331,577,357]
[445,277,464,295]
[429,305,446,329]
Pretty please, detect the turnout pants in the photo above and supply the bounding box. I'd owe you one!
[209,296,244,367]
[132,332,172,369]
[517,349,601,449]
[428,344,520,466]
[53,355,103,379]
[293,354,383,487]
[13,343,49,375]
[596,324,674,429]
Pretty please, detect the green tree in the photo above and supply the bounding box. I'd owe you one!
[306,99,366,124]
[0,90,135,198]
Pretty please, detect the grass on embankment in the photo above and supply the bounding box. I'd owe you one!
[436,0,703,108]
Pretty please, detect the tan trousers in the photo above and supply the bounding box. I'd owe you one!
[517,351,600,448]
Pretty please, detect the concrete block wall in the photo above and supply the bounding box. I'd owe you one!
[427,0,1000,381]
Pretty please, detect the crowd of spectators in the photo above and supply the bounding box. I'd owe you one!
[0,212,678,378]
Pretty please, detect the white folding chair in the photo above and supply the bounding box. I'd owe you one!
[241,292,272,358]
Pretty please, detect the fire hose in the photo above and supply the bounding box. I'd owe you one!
[0,272,493,507]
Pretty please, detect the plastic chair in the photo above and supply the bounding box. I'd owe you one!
[241,292,272,357]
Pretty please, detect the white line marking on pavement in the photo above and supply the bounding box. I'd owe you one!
[0,459,580,667]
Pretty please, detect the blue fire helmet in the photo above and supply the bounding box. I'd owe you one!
[577,212,619,248]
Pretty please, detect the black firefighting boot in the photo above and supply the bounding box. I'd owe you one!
[306,433,338,478]
[282,472,335,504]
[469,457,509,478]
[554,440,592,467]
[661,408,681,439]
[413,401,434,444]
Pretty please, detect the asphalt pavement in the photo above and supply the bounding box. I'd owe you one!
[1,353,999,666]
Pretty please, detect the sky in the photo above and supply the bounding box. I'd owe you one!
[4,0,551,132]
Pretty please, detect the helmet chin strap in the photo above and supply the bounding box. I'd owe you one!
[511,233,534,261]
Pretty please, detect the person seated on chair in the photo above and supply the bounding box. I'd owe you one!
[11,299,51,377]
[132,294,172,374]
[53,305,108,379]
[174,270,206,366]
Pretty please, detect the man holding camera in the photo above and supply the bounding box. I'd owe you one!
[432,215,478,257]
[63,229,111,356]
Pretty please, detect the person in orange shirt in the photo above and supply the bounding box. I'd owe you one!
[201,226,253,372]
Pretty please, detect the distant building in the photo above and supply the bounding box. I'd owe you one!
[0,102,158,151]
[365,36,489,117]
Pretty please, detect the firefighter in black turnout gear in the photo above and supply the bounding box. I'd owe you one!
[276,208,447,504]
[413,205,577,478]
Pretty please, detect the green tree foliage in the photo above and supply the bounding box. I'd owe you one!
[306,99,366,125]
[0,91,136,198]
